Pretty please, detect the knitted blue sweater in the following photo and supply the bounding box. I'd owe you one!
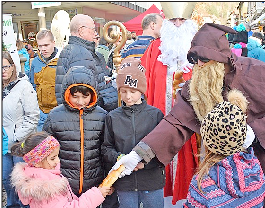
[184,148,265,207]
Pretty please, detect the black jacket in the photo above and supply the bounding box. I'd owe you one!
[102,100,165,191]
[44,66,107,196]
[55,36,118,112]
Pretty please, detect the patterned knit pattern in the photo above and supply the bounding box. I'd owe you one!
[23,136,60,166]
[184,148,265,207]
[121,36,155,59]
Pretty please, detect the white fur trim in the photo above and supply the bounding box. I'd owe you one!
[11,162,68,202]
[158,19,197,72]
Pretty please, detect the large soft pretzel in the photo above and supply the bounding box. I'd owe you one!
[99,165,125,188]
[172,71,185,99]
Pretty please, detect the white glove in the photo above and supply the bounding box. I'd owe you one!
[243,125,255,148]
[175,82,185,95]
[178,82,185,88]
[111,151,142,178]
[181,61,193,73]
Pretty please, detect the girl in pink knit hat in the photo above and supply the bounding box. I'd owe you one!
[10,131,111,208]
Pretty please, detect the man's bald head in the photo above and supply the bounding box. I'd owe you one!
[70,14,94,35]
[70,14,96,42]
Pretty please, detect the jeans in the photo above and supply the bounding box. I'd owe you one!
[37,109,48,132]
[3,153,29,208]
[117,189,164,208]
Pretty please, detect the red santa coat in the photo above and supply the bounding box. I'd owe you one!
[141,38,167,114]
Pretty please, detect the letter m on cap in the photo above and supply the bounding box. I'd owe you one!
[124,75,138,88]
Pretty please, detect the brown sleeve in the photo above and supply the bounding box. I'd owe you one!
[135,91,200,166]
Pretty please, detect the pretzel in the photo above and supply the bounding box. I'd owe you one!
[99,165,125,188]
[172,71,185,99]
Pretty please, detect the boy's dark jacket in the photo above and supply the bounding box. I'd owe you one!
[43,66,107,196]
[102,100,165,191]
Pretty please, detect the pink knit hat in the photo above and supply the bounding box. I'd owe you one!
[23,136,60,166]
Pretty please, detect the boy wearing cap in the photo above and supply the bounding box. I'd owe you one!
[185,89,265,207]
[101,57,165,208]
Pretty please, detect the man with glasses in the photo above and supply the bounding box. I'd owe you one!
[54,14,119,208]
[55,14,118,113]
[112,23,265,205]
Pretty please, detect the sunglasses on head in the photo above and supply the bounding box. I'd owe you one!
[191,55,210,64]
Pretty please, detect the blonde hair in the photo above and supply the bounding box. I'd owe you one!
[36,29,54,41]
[189,60,225,121]
[196,147,226,192]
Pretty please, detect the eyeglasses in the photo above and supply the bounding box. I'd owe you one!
[80,26,96,32]
[190,56,210,64]
[2,65,12,71]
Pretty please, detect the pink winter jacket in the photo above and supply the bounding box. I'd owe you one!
[11,162,105,208]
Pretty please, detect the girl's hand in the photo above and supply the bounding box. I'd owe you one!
[107,187,115,195]
[98,186,111,198]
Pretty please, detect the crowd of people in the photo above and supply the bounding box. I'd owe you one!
[3,3,265,208]
[229,22,265,62]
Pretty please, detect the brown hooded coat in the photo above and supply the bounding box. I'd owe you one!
[133,23,265,172]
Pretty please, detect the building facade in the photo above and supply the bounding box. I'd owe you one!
[3,2,161,41]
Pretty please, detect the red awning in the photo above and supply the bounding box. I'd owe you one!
[123,4,164,36]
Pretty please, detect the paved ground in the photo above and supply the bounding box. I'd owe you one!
[2,188,7,207]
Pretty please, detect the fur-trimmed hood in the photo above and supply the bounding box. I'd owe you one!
[11,162,69,202]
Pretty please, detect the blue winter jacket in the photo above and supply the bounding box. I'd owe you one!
[2,127,8,155]
[247,38,265,62]
[18,48,30,75]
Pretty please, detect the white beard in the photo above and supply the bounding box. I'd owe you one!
[158,19,197,72]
